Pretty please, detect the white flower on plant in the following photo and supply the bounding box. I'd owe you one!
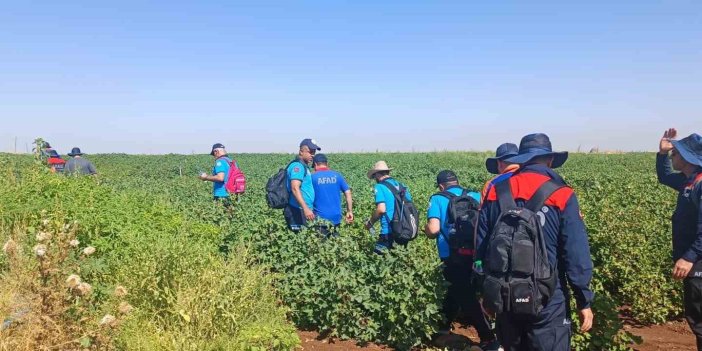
[82,246,96,256]
[69,239,80,247]
[35,231,51,242]
[2,239,17,255]
[33,244,47,257]
[118,302,133,315]
[75,282,92,296]
[114,285,128,298]
[66,274,81,288]
[42,219,50,226]
[99,314,116,327]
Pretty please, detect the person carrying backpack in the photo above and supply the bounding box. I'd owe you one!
[364,161,418,253]
[482,143,519,200]
[475,133,594,351]
[424,170,499,351]
[199,143,238,209]
[657,128,702,350]
[283,139,320,232]
[47,150,66,174]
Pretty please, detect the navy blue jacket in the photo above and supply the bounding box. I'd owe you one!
[476,164,594,310]
[656,153,702,262]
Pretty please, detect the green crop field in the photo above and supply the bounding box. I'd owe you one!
[0,150,680,350]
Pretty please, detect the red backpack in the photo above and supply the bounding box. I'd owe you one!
[223,158,247,194]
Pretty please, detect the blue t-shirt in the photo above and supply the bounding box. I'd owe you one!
[427,186,481,259]
[374,178,413,235]
[212,156,232,198]
[312,169,350,225]
[287,159,314,209]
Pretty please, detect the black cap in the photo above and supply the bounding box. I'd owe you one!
[299,138,321,151]
[210,143,225,155]
[313,153,328,164]
[436,170,458,185]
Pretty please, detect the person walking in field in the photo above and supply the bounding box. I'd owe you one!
[657,128,702,350]
[47,150,66,173]
[476,133,594,351]
[283,139,320,232]
[311,153,353,236]
[65,147,97,175]
[482,143,519,200]
[365,161,418,253]
[424,170,500,351]
[199,143,235,208]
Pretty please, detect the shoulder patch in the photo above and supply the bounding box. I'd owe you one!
[293,166,300,173]
[216,162,222,167]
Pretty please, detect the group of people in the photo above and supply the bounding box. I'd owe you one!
[40,142,98,175]
[199,129,702,351]
[257,135,591,351]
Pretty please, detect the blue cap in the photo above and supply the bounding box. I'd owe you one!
[313,153,328,164]
[485,143,519,174]
[505,133,568,168]
[210,143,225,155]
[672,133,702,167]
[48,150,60,158]
[300,138,321,151]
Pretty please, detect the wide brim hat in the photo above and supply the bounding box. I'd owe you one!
[672,133,702,167]
[485,143,519,174]
[505,133,568,168]
[67,147,84,156]
[367,161,393,179]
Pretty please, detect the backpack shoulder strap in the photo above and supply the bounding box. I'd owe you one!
[691,173,702,209]
[525,180,565,213]
[496,180,517,210]
[380,180,403,202]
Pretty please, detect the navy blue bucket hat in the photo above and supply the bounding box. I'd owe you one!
[67,147,84,156]
[486,143,519,174]
[505,133,568,168]
[672,133,702,167]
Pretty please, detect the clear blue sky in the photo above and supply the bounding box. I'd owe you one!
[1,0,700,154]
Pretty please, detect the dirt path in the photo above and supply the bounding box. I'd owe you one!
[627,320,696,351]
[299,321,697,350]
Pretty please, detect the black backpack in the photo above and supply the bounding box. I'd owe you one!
[481,179,560,317]
[265,160,298,209]
[435,188,480,254]
[380,180,419,244]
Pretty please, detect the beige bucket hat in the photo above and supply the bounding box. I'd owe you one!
[367,160,393,179]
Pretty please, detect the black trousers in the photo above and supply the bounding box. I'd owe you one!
[684,277,702,351]
[283,205,307,232]
[441,257,496,342]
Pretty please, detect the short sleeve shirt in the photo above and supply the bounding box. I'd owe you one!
[427,186,481,259]
[373,178,412,235]
[212,156,232,198]
[65,157,97,175]
[287,159,314,209]
[312,169,350,225]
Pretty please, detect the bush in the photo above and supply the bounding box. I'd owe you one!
[0,161,299,350]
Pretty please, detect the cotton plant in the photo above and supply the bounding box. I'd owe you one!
[0,215,133,350]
